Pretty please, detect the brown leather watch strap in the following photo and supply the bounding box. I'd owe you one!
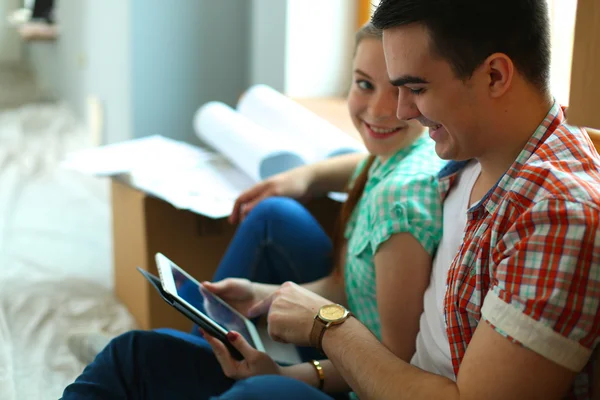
[310,316,327,351]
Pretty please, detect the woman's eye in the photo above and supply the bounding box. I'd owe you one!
[356,80,374,90]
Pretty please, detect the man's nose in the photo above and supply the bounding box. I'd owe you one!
[396,91,421,121]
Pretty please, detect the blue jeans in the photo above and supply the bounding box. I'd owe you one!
[178,196,333,317]
[212,196,333,283]
[62,197,343,399]
[62,330,334,400]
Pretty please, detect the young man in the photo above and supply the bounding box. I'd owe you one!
[241,1,600,399]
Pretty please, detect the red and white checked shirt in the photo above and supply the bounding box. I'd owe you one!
[439,102,600,399]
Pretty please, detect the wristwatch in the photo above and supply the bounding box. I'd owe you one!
[310,304,353,352]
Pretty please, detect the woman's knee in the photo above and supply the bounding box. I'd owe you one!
[245,197,303,224]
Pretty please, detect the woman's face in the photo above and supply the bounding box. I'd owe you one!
[347,38,425,160]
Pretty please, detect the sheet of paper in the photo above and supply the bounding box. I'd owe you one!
[62,135,254,219]
[128,157,255,219]
[60,135,216,175]
[237,84,366,162]
[194,102,308,181]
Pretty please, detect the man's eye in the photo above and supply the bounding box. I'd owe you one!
[356,80,374,90]
[408,88,424,95]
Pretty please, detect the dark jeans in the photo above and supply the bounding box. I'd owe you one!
[62,197,345,399]
[62,330,335,400]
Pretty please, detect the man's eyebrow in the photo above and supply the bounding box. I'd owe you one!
[390,75,429,87]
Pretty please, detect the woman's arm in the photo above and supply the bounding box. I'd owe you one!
[374,232,432,360]
[280,360,351,393]
[230,153,366,223]
[305,153,367,196]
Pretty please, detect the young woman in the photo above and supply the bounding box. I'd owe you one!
[62,23,446,399]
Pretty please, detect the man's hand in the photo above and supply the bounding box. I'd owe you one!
[202,278,272,318]
[249,281,331,346]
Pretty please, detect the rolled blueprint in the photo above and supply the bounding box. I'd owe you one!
[237,84,365,162]
[194,101,307,181]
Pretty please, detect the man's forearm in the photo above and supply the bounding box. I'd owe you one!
[322,317,459,400]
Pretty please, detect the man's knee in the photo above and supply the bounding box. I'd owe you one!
[110,329,151,346]
[107,330,170,363]
[216,375,327,400]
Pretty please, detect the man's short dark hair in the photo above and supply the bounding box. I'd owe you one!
[372,0,551,92]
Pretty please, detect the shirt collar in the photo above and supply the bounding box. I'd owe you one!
[437,100,565,214]
[437,160,468,201]
[482,100,564,215]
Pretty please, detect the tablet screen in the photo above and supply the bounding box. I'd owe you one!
[168,262,256,347]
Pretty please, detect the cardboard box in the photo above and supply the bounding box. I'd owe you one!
[112,177,235,331]
[112,178,342,331]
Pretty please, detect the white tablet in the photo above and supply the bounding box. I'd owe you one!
[155,252,265,352]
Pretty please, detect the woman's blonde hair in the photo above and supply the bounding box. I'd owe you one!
[354,22,383,50]
[331,23,382,278]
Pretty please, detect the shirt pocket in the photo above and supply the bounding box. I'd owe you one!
[347,211,372,258]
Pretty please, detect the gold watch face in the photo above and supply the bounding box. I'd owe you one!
[319,304,346,322]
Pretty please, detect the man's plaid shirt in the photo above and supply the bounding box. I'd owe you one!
[440,102,600,399]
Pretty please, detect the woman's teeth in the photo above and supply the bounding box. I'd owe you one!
[370,126,399,134]
[430,124,442,130]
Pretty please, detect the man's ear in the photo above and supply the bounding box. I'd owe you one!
[483,53,514,98]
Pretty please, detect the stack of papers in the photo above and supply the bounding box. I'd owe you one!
[62,135,254,218]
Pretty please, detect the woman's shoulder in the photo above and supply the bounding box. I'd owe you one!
[379,145,446,195]
[394,137,447,175]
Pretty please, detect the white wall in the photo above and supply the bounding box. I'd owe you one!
[250,0,356,98]
[130,0,250,143]
[0,0,22,63]
[547,0,577,105]
[54,0,90,118]
[53,0,132,145]
[285,0,356,97]
[250,0,287,93]
[85,0,132,144]
[41,0,249,144]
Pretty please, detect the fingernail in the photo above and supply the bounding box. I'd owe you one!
[226,331,239,342]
